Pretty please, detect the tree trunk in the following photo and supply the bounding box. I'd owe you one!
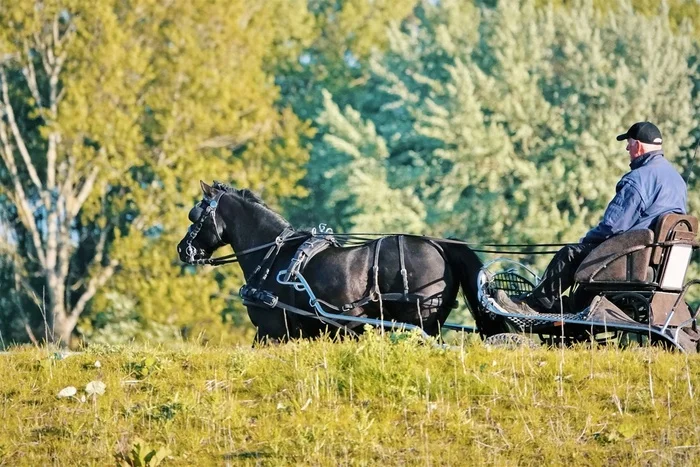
[50,307,74,348]
[46,274,74,347]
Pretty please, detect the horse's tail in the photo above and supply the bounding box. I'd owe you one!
[440,241,497,337]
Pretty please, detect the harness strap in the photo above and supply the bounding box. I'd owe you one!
[240,292,357,337]
[247,227,298,286]
[243,232,446,322]
[372,237,384,297]
[283,234,337,282]
[398,235,409,297]
[329,292,438,314]
[248,244,277,282]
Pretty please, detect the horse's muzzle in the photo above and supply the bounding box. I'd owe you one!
[177,241,211,264]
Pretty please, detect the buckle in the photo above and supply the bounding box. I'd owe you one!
[239,285,255,299]
[239,285,278,308]
[255,290,278,308]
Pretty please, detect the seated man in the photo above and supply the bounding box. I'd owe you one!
[496,121,688,314]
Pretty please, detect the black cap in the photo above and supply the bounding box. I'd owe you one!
[616,122,663,144]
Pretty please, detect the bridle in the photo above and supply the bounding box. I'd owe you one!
[184,191,226,264]
[183,191,307,266]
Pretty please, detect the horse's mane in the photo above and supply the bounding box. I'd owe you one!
[213,181,291,228]
[213,182,267,206]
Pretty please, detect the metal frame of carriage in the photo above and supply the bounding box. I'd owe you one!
[471,213,700,352]
[476,261,700,351]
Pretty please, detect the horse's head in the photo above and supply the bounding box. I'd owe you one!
[177,180,227,264]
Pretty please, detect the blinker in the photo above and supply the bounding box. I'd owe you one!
[188,206,204,223]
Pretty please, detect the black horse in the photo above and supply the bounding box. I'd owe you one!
[177,181,491,343]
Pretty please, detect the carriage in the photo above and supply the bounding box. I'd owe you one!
[179,182,700,353]
[470,213,700,352]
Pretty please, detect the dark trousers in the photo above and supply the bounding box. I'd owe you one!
[529,243,597,311]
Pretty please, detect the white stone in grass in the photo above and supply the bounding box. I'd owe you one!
[94,360,101,368]
[85,381,106,396]
[57,386,77,398]
[300,398,312,411]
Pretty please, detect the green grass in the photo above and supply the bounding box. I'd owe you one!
[2,333,700,466]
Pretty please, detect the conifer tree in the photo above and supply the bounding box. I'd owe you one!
[308,0,699,252]
[311,90,425,232]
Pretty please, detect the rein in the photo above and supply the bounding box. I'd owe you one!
[322,233,683,255]
[187,227,575,265]
[187,232,309,266]
[326,232,575,255]
[183,188,574,262]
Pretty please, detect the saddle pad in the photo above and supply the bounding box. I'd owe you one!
[283,235,338,282]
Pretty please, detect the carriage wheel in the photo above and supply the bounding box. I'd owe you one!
[608,292,651,323]
[483,333,538,349]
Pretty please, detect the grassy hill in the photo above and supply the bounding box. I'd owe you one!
[1,333,700,466]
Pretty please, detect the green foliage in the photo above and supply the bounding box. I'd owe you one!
[2,0,700,346]
[279,0,422,227]
[308,89,426,231]
[277,0,421,121]
[77,293,180,346]
[114,437,171,467]
[543,0,700,40]
[124,355,162,380]
[0,0,313,345]
[89,0,316,344]
[2,338,700,464]
[301,0,699,275]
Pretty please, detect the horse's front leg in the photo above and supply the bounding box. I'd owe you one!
[247,305,297,345]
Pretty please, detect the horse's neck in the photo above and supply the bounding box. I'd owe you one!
[222,194,292,277]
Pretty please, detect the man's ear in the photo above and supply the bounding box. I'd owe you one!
[200,180,214,198]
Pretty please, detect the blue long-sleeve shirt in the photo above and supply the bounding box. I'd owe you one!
[582,150,687,244]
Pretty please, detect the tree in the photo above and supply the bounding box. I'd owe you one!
[307,90,426,232]
[0,0,314,346]
[276,0,421,122]
[542,0,700,41]
[305,0,699,257]
[277,0,422,229]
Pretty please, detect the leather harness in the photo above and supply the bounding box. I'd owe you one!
[239,228,450,330]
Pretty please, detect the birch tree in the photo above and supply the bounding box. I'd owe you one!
[0,3,114,344]
[0,0,314,346]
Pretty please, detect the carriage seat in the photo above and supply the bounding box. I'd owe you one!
[574,213,698,288]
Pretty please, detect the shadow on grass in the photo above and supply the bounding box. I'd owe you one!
[223,451,273,460]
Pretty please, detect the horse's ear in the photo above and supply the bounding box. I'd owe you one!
[200,180,214,198]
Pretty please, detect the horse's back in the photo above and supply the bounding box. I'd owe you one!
[302,235,456,321]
